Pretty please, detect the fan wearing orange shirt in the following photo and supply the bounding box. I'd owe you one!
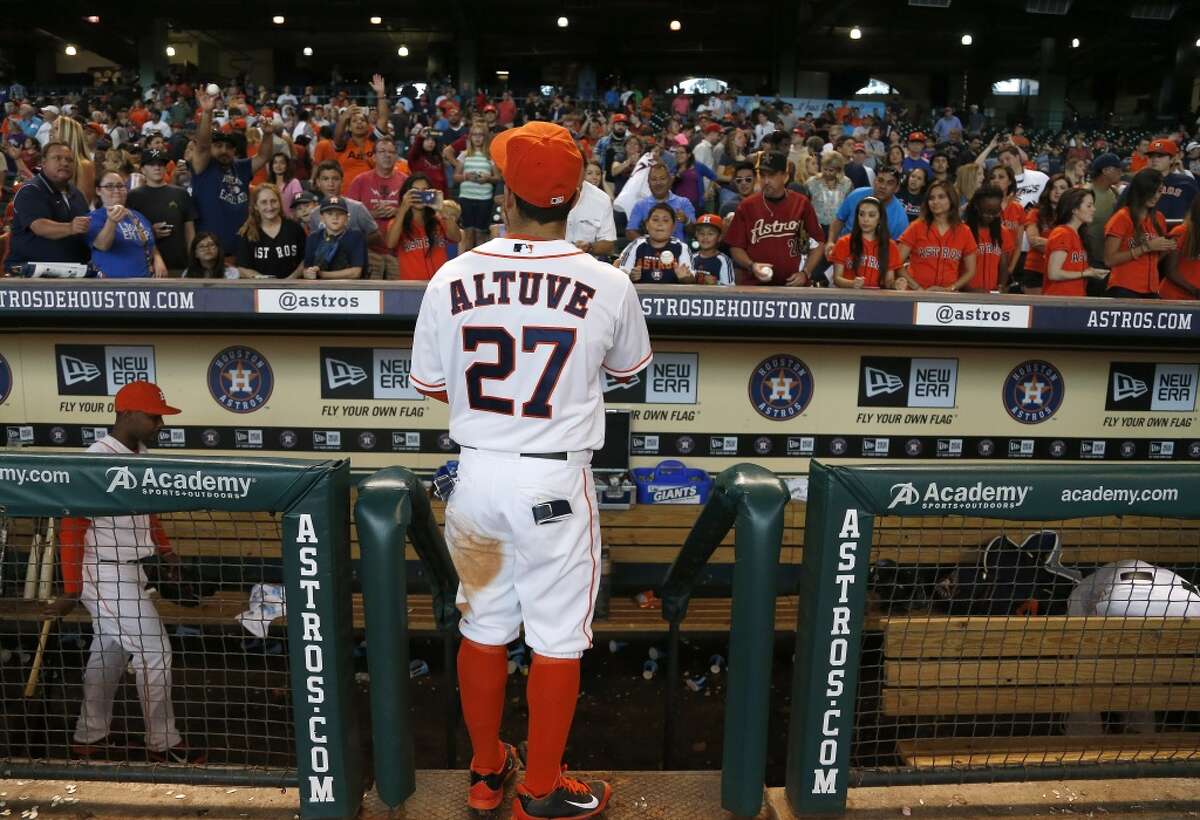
[314,74,392,193]
[1045,189,1108,298]
[963,186,1016,293]
[830,196,900,289]
[1103,169,1175,298]
[1129,137,1150,174]
[988,164,1025,281]
[897,180,977,291]
[1021,174,1069,294]
[1160,196,1200,300]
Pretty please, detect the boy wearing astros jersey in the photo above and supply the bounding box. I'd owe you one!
[411,121,651,819]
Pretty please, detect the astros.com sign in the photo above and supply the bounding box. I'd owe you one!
[888,480,1032,512]
[105,465,254,500]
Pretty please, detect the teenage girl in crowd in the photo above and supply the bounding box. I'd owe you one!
[896,180,977,291]
[1045,188,1109,297]
[1021,174,1070,294]
[1161,196,1200,300]
[830,196,900,289]
[963,186,1015,293]
[1103,169,1174,298]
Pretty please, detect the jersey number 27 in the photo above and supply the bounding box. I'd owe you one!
[463,325,576,419]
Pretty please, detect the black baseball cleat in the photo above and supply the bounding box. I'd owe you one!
[146,742,207,764]
[70,736,122,759]
[512,770,612,819]
[468,741,521,811]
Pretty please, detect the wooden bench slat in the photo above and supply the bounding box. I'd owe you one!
[886,657,1200,687]
[884,617,1200,659]
[882,684,1200,716]
[895,734,1200,768]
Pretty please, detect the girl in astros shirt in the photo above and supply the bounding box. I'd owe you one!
[896,180,977,291]
[1044,188,1109,298]
[1160,195,1200,300]
[1103,168,1175,298]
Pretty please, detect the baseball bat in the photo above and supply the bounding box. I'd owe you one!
[23,520,58,698]
[22,518,43,599]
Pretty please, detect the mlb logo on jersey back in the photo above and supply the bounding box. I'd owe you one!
[56,345,157,396]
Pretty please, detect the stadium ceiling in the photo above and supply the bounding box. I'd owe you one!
[4,0,1199,84]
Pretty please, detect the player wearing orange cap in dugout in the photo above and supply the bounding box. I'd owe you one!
[44,381,205,764]
[411,121,652,818]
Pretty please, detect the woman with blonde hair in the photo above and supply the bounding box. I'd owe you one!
[53,117,95,202]
[234,183,305,279]
[806,152,852,237]
[955,163,982,205]
[450,124,498,251]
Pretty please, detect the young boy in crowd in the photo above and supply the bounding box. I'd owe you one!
[691,213,735,285]
[292,191,320,234]
[616,202,695,283]
[302,196,365,280]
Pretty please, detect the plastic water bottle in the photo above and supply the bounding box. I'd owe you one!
[608,639,628,654]
[409,659,429,679]
[708,654,726,675]
[685,675,707,692]
[642,659,658,680]
[648,645,667,661]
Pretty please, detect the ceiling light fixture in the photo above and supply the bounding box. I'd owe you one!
[370,16,382,24]
[64,45,77,56]
[961,33,973,45]
[397,45,409,57]
[669,19,682,31]
[272,15,285,24]
[850,27,863,39]
[303,46,314,56]
[557,16,569,27]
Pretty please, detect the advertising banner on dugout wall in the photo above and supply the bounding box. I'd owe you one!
[2,332,1200,471]
[0,452,363,819]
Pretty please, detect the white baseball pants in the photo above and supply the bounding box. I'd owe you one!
[73,558,182,752]
[445,447,601,659]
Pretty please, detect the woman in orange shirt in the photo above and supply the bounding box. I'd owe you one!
[1103,169,1175,298]
[897,180,977,291]
[989,164,1025,284]
[963,186,1015,293]
[1021,173,1069,294]
[1160,195,1200,300]
[1045,189,1108,298]
[384,173,462,281]
[830,196,901,289]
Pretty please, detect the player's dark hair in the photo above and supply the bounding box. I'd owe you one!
[1055,187,1094,246]
[964,185,1004,243]
[849,196,889,274]
[875,165,900,184]
[512,191,575,225]
[643,202,676,235]
[398,173,443,255]
[1124,168,1165,244]
[920,180,962,226]
[1035,173,1068,232]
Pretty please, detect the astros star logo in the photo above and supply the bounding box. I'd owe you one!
[769,370,796,401]
[1020,374,1047,407]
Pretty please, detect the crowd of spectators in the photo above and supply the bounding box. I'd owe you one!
[2,73,1200,299]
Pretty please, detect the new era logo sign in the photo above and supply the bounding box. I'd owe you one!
[325,358,368,389]
[60,355,100,386]
[1106,363,1199,412]
[56,345,156,396]
[864,367,904,397]
[859,356,957,408]
[1112,372,1149,402]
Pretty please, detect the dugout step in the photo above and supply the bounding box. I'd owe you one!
[363,769,769,818]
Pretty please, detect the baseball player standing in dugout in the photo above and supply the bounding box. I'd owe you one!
[44,381,204,764]
[412,121,652,818]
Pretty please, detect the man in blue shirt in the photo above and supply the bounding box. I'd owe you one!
[824,167,907,259]
[190,85,273,255]
[6,142,90,273]
[302,196,366,280]
[624,163,695,241]
[933,107,963,144]
[901,132,932,177]
[1145,138,1198,227]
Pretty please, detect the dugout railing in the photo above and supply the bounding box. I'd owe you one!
[658,462,789,817]
[0,452,362,820]
[787,461,1200,816]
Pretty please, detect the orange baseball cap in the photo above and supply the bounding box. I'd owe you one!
[491,121,583,208]
[907,131,927,142]
[115,381,181,416]
[1147,138,1178,156]
[695,214,723,230]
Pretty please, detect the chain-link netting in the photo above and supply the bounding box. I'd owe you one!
[857,513,1200,774]
[0,508,295,771]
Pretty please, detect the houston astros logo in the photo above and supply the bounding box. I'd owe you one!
[748,354,814,420]
[208,346,274,413]
[0,353,10,405]
[1003,360,1064,424]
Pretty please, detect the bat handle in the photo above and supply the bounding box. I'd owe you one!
[23,618,53,698]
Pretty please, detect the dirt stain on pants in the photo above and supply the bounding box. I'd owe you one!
[446,513,505,612]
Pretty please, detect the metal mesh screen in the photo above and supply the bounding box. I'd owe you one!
[0,508,296,772]
[855,513,1200,774]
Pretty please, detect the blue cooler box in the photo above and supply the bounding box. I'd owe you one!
[631,460,714,505]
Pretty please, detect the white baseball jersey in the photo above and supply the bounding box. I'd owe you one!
[85,435,158,562]
[411,236,652,453]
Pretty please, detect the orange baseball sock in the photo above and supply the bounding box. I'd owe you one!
[458,637,508,773]
[523,653,581,797]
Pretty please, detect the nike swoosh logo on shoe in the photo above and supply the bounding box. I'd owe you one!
[565,795,599,809]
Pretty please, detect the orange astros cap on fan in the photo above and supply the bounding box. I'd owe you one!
[1147,138,1178,156]
[115,381,181,416]
[491,121,583,208]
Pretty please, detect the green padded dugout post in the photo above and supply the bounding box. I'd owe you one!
[660,463,789,817]
[0,452,362,819]
[356,467,460,809]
